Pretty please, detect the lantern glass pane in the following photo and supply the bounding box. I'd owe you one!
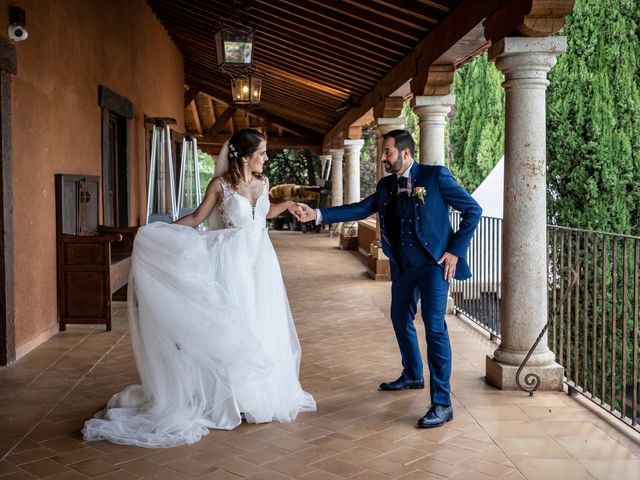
[251,77,262,103]
[216,27,254,66]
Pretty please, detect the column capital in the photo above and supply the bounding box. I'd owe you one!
[329,147,344,157]
[373,117,406,136]
[411,94,456,110]
[343,138,365,150]
[489,37,567,82]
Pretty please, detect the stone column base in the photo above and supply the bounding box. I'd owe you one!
[485,355,564,391]
[446,296,455,314]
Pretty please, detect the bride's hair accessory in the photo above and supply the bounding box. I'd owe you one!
[228,143,238,159]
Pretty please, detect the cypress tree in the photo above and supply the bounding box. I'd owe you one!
[547,0,640,234]
[450,52,505,191]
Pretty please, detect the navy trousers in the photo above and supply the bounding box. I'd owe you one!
[389,260,452,406]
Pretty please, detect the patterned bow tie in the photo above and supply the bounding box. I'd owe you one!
[397,176,410,194]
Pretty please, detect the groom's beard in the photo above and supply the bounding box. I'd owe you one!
[383,157,403,174]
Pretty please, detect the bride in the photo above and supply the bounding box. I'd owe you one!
[82,129,316,448]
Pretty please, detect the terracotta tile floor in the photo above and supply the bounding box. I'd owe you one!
[1,231,640,479]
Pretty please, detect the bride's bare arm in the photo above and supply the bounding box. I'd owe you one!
[173,178,222,227]
[267,200,302,219]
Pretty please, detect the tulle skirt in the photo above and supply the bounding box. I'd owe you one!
[82,222,316,447]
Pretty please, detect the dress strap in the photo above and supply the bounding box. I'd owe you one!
[219,177,234,199]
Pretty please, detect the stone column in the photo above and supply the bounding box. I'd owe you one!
[329,148,344,207]
[412,95,455,165]
[485,36,567,390]
[343,139,363,204]
[367,118,405,280]
[339,139,364,250]
[319,154,332,181]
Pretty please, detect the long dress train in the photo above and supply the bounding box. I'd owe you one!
[82,178,316,447]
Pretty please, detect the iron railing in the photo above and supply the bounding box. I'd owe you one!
[450,213,639,431]
[549,226,639,430]
[450,212,502,337]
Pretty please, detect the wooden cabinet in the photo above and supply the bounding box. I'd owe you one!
[55,174,137,331]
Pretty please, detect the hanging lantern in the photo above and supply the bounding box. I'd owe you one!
[215,24,255,67]
[230,74,262,104]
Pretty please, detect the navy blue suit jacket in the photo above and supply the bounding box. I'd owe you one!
[320,162,482,280]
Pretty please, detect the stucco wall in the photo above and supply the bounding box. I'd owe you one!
[3,0,184,356]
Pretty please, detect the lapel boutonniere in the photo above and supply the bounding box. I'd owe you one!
[412,186,426,204]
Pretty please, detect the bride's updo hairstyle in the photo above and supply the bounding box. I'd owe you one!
[226,128,267,188]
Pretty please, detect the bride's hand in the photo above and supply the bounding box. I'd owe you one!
[287,202,304,221]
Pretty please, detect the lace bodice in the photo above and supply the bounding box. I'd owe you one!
[215,177,269,231]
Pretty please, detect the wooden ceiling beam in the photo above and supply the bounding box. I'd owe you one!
[186,78,327,137]
[250,106,326,138]
[184,87,200,108]
[206,106,237,136]
[187,74,339,127]
[484,0,574,42]
[190,101,202,134]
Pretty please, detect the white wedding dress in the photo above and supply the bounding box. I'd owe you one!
[82,177,316,448]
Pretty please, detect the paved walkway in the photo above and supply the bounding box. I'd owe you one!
[1,231,639,479]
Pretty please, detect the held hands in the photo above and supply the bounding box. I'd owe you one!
[294,203,317,222]
[438,252,459,282]
[287,202,305,221]
[285,202,317,222]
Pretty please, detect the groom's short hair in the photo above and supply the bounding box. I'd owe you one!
[383,129,415,159]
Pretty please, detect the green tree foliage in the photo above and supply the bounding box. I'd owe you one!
[198,148,321,193]
[198,150,214,198]
[547,0,640,235]
[360,125,377,197]
[450,52,505,192]
[263,149,321,187]
[402,101,420,162]
[546,0,640,419]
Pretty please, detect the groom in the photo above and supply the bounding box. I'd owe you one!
[301,130,481,428]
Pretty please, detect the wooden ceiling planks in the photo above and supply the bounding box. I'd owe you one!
[146,0,507,143]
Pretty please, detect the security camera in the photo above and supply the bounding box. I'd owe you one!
[8,23,27,41]
[8,6,27,42]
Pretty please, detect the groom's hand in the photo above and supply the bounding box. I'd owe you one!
[298,203,317,222]
[438,252,459,281]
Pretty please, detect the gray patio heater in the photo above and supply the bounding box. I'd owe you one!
[146,117,178,224]
[177,134,202,221]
